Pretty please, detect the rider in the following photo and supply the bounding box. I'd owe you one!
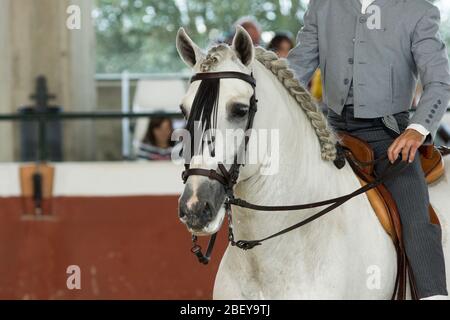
[287,0,450,299]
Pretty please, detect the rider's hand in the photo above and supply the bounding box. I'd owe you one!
[387,129,425,164]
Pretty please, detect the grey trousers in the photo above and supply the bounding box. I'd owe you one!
[328,105,447,298]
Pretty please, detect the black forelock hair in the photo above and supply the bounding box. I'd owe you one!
[185,78,221,157]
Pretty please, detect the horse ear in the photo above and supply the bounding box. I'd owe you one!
[232,25,255,67]
[176,27,205,68]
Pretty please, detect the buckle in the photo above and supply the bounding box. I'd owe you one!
[208,169,216,180]
[190,244,202,254]
[234,240,262,250]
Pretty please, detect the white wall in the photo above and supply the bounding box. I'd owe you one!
[0,162,184,197]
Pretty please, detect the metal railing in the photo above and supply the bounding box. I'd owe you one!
[0,111,181,121]
[0,111,183,162]
[2,109,449,162]
[2,70,450,163]
[95,72,191,81]
[114,71,189,158]
[0,72,188,162]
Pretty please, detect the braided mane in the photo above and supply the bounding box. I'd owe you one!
[198,45,337,161]
[254,47,337,161]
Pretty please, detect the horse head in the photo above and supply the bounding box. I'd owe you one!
[176,26,257,235]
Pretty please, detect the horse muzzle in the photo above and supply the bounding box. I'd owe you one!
[178,181,226,235]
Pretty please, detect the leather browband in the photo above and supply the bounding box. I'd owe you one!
[191,71,256,87]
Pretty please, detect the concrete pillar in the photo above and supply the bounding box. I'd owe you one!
[0,0,13,162]
[0,0,97,161]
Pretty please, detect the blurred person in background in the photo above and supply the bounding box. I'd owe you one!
[267,32,294,58]
[267,32,323,102]
[225,16,262,46]
[138,117,174,161]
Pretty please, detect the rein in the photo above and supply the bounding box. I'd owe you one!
[181,70,414,300]
[191,156,409,259]
[224,155,408,249]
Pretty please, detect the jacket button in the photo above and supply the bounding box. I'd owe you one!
[426,119,431,124]
[344,79,350,85]
[428,114,434,119]
[438,99,442,104]
[360,17,367,23]
[431,109,436,114]
[348,58,354,64]
[434,104,439,109]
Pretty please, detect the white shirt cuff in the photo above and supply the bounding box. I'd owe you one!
[407,124,429,143]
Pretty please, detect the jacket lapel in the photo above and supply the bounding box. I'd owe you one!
[348,0,362,14]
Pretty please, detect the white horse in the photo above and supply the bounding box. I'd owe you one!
[176,26,450,299]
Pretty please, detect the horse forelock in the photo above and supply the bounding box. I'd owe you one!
[199,44,246,72]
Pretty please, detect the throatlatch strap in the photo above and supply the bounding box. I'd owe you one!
[191,233,218,265]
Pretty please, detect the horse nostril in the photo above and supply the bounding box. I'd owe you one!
[179,200,215,228]
[203,202,213,220]
[179,206,187,219]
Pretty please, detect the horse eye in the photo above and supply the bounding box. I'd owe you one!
[229,103,249,119]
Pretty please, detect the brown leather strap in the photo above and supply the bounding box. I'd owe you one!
[347,156,403,248]
[228,158,407,212]
[182,168,229,186]
[184,71,258,265]
[406,257,419,300]
[191,71,256,87]
[419,145,434,159]
[337,132,375,175]
[227,159,410,250]
[399,251,407,300]
[190,233,217,265]
[438,145,450,156]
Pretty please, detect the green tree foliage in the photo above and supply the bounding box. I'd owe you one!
[94,0,450,74]
[94,0,307,73]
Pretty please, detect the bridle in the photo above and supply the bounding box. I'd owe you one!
[182,71,258,196]
[180,70,411,299]
[181,71,258,264]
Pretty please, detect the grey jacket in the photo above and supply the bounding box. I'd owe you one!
[287,0,450,139]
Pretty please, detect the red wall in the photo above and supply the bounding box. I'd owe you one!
[0,196,228,299]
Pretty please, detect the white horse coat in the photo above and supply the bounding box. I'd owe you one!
[176,26,450,300]
[213,57,450,300]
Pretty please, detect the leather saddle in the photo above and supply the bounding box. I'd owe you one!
[336,132,447,299]
[337,132,444,244]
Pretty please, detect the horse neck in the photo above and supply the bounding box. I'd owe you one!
[233,61,361,244]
